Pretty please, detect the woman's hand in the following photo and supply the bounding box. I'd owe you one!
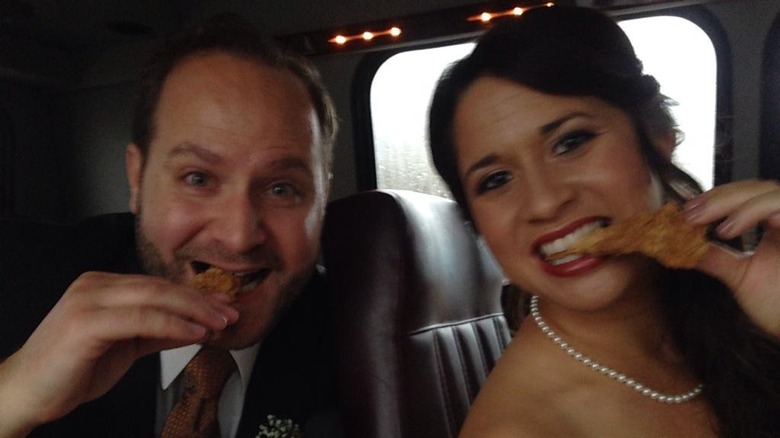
[686,179,780,337]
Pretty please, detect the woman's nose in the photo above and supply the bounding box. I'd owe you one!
[521,169,575,222]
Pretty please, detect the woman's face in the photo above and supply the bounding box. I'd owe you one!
[453,76,667,309]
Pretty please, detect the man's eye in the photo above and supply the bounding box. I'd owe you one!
[477,170,512,194]
[553,130,596,155]
[184,172,210,187]
[269,183,297,197]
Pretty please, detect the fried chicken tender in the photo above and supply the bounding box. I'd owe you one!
[192,267,241,298]
[554,203,709,269]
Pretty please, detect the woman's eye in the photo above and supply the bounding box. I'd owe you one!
[184,172,210,187]
[477,170,512,194]
[553,130,596,155]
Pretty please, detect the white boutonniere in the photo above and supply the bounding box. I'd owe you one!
[255,414,303,438]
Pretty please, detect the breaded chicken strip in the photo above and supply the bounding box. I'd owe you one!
[553,203,709,269]
[192,267,241,299]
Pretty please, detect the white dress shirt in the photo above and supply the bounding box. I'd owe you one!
[155,343,261,438]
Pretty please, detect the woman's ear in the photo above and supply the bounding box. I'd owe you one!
[654,129,677,160]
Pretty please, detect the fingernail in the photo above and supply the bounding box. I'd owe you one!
[684,204,704,221]
[188,323,207,337]
[684,196,704,211]
[717,219,734,237]
[220,308,239,324]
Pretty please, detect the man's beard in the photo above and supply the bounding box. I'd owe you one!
[134,213,289,281]
[133,212,313,347]
[134,215,187,283]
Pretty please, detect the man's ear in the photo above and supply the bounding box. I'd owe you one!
[126,143,142,214]
[325,171,333,201]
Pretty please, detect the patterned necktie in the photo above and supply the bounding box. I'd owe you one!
[161,346,236,438]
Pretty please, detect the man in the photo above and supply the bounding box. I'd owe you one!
[0,14,340,437]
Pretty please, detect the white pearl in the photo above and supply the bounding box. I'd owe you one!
[529,295,704,405]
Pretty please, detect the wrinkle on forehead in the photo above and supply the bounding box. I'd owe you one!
[159,52,318,146]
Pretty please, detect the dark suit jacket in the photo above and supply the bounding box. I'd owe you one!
[0,213,341,437]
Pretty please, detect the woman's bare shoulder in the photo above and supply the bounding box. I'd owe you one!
[459,327,718,438]
[459,332,575,437]
[459,389,571,438]
[459,418,539,438]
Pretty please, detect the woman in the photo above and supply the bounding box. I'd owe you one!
[428,5,780,437]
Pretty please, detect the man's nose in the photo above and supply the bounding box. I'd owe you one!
[211,193,267,253]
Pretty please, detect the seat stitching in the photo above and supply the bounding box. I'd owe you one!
[493,315,508,349]
[433,330,455,438]
[453,325,473,404]
[471,320,489,395]
[403,313,504,336]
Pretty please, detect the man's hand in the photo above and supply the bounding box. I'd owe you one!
[0,271,238,437]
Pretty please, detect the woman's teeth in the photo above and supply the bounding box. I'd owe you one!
[539,221,605,259]
[547,254,581,266]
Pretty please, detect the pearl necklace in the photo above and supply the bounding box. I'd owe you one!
[529,295,704,404]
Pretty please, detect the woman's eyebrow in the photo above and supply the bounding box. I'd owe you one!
[539,112,589,135]
[462,112,593,180]
[463,154,499,181]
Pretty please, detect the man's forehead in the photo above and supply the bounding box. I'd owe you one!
[151,139,325,177]
[148,52,324,164]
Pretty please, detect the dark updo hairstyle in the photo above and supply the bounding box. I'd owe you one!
[430,5,694,216]
[428,6,780,437]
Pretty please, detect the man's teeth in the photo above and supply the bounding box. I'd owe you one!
[239,277,262,294]
[539,221,604,257]
[232,270,267,294]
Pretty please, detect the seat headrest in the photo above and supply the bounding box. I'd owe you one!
[322,189,505,333]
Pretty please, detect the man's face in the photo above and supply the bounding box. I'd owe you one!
[126,52,329,349]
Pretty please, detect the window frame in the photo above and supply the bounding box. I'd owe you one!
[352,5,733,192]
[0,107,14,217]
[760,12,780,180]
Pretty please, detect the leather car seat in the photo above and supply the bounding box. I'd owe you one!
[322,189,511,438]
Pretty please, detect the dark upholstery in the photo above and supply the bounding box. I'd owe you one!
[322,189,510,438]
